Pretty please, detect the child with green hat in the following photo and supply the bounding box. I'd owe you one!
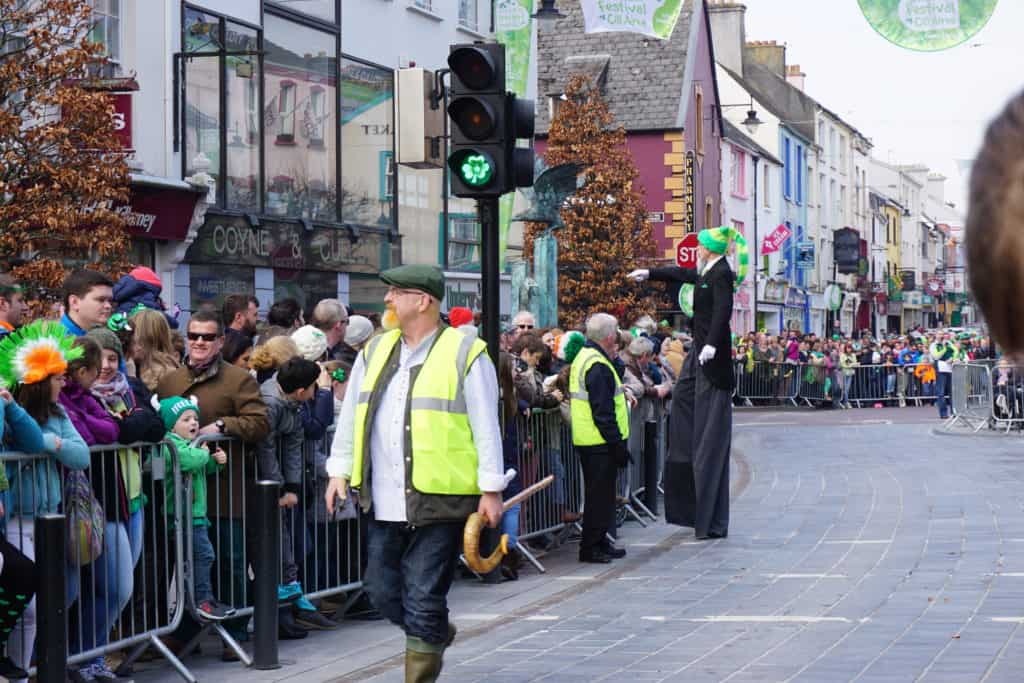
[157,395,236,621]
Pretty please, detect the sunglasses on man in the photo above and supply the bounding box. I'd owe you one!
[187,332,220,342]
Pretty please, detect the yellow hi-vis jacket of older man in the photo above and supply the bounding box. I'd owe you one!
[351,327,487,495]
[569,346,630,447]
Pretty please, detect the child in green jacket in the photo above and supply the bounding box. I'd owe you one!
[158,396,235,621]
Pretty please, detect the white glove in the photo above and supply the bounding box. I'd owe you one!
[627,269,650,282]
[698,345,716,365]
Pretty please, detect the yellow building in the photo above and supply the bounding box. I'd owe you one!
[883,202,903,330]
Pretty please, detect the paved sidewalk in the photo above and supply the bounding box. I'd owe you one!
[136,408,1024,682]
[131,476,691,683]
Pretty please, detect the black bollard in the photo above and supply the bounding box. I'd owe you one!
[643,422,659,514]
[252,480,282,670]
[35,514,66,683]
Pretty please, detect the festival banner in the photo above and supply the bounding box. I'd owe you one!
[858,0,998,52]
[495,0,534,269]
[580,0,684,40]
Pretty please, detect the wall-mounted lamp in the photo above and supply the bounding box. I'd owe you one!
[720,97,763,136]
[532,0,564,20]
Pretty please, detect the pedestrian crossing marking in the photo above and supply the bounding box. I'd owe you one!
[524,615,560,621]
[762,573,848,579]
[824,539,892,544]
[688,616,851,623]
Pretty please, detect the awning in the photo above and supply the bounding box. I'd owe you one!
[125,176,205,241]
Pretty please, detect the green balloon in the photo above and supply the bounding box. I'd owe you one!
[677,283,694,318]
[858,0,999,52]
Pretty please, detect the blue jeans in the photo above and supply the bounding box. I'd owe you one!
[936,372,951,418]
[364,518,461,645]
[500,503,521,549]
[192,524,216,603]
[73,521,133,653]
[128,507,144,568]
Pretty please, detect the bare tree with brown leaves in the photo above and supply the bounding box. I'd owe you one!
[524,75,660,329]
[0,0,131,301]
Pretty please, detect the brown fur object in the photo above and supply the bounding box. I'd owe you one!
[968,91,1024,352]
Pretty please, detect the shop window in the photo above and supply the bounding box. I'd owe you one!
[265,1,336,23]
[88,0,121,64]
[308,86,326,146]
[447,214,481,271]
[379,151,394,200]
[694,86,704,156]
[459,0,478,30]
[341,57,395,231]
[182,8,261,213]
[277,81,297,144]
[730,147,745,197]
[264,13,338,221]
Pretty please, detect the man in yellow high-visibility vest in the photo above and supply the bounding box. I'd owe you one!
[569,313,631,563]
[324,265,505,683]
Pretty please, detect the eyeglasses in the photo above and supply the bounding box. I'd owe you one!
[517,324,534,330]
[187,332,220,342]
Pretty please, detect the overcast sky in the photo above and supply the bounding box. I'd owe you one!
[739,0,1021,212]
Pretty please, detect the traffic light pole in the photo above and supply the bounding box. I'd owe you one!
[479,197,501,363]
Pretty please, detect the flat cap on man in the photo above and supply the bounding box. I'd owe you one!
[379,265,445,302]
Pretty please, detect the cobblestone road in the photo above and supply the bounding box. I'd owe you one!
[135,408,1024,683]
[366,408,1024,682]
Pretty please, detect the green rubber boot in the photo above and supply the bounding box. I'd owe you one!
[405,624,457,682]
[405,638,443,683]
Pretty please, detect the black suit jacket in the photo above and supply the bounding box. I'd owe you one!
[650,258,735,391]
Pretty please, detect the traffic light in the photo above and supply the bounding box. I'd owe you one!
[447,42,535,198]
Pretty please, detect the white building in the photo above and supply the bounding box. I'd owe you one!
[720,120,783,334]
[91,0,511,321]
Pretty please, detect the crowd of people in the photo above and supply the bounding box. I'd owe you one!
[730,328,997,417]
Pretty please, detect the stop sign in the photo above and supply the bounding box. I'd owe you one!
[675,233,700,268]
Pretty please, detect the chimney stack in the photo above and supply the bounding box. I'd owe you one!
[744,40,786,79]
[707,1,747,74]
[786,64,806,91]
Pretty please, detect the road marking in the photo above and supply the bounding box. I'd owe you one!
[858,419,893,425]
[989,572,1024,577]
[824,539,892,545]
[688,616,850,623]
[736,421,800,427]
[991,617,1024,623]
[763,573,848,579]
[556,576,592,581]
[617,576,653,581]
[629,543,659,547]
[524,615,560,621]
[641,616,667,622]
[457,613,501,620]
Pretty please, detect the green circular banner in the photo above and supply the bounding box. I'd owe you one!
[858,0,998,51]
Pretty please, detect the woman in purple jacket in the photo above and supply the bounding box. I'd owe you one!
[59,337,133,682]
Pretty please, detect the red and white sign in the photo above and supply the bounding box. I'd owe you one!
[675,233,700,268]
[110,93,132,150]
[761,224,792,255]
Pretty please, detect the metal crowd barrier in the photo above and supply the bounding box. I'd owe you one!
[7,406,662,680]
[947,362,995,432]
[733,361,964,410]
[174,431,365,671]
[990,362,1024,431]
[733,361,801,407]
[511,408,582,573]
[2,441,187,680]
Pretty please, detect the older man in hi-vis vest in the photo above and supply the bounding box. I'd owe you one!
[325,265,505,682]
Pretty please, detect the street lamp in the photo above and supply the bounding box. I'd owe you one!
[719,98,763,136]
[532,0,565,19]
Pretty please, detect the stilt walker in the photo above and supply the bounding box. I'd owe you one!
[628,226,748,539]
